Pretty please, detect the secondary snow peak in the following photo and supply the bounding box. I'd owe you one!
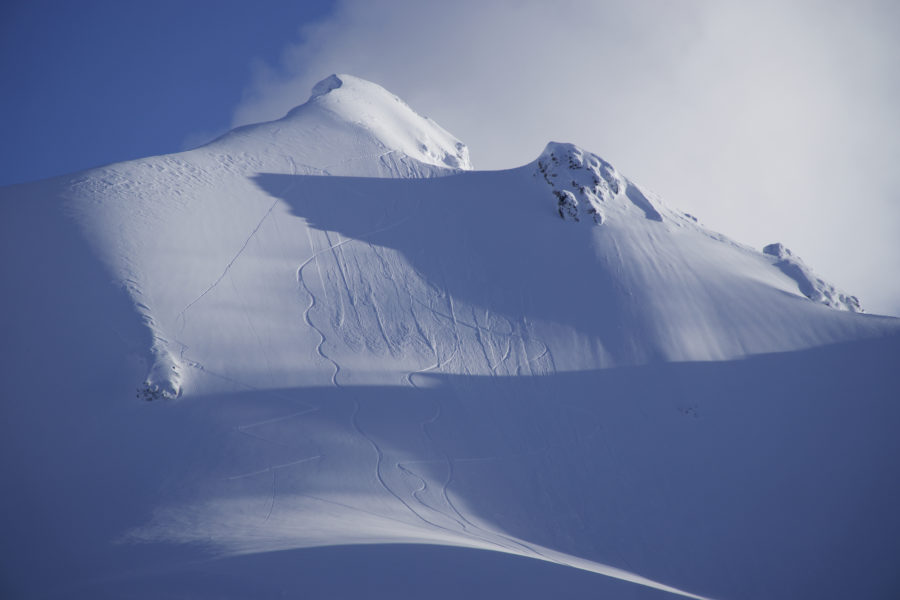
[534,142,662,224]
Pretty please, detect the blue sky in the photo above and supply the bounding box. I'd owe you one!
[0,0,334,186]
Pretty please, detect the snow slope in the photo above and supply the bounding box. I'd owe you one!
[2,75,899,600]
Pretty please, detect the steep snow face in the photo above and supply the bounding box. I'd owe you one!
[3,76,900,600]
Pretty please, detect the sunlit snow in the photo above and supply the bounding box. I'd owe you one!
[2,75,898,600]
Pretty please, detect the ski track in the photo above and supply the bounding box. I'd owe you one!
[399,360,473,533]
[366,243,397,357]
[227,454,323,523]
[403,300,440,388]
[314,231,330,303]
[296,492,440,532]
[349,399,462,535]
[171,156,298,378]
[238,408,320,431]
[227,455,323,481]
[353,243,563,555]
[470,305,495,372]
[330,233,352,330]
[404,331,441,389]
[407,294,540,377]
[318,149,397,174]
[441,458,550,559]
[175,354,322,451]
[295,206,482,538]
[294,202,420,389]
[265,470,277,522]
[234,406,322,447]
[395,452,551,558]
[395,328,551,553]
[300,226,342,387]
[175,173,291,335]
[228,271,275,377]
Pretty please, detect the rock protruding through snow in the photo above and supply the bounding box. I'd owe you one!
[309,74,344,98]
[763,243,862,312]
[533,142,661,224]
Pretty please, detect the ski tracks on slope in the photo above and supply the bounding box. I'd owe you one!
[299,226,346,386]
[395,289,548,555]
[172,156,299,378]
[349,399,466,537]
[294,200,527,547]
[296,205,462,535]
[176,156,296,337]
[291,187,558,558]
[295,197,418,384]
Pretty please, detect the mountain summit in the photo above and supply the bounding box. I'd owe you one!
[211,73,471,176]
[2,75,899,600]
[299,74,472,170]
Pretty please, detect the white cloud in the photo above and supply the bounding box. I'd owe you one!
[233,0,900,316]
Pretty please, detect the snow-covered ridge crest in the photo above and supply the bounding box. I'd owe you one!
[532,143,864,313]
[763,242,862,312]
[534,142,662,224]
[291,74,472,171]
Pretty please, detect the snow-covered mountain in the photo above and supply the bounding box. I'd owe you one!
[2,74,899,600]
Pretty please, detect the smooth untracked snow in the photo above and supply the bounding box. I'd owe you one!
[2,75,899,600]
